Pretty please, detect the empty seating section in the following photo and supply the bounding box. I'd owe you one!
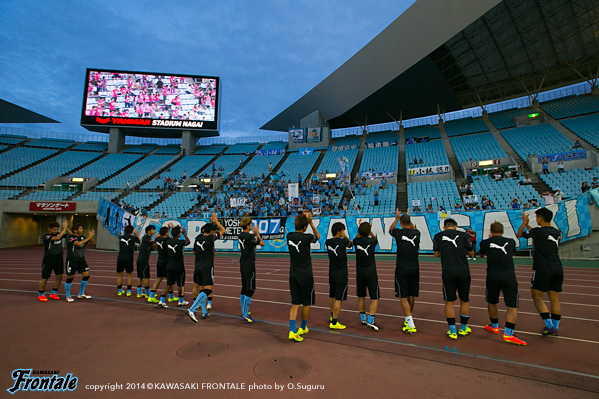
[365,131,398,144]
[501,124,573,160]
[444,118,489,137]
[560,114,599,148]
[540,95,599,119]
[260,141,287,151]
[489,107,535,130]
[241,153,285,179]
[225,142,260,154]
[72,153,142,182]
[317,148,358,175]
[72,142,108,152]
[450,133,507,164]
[0,190,23,200]
[0,151,102,187]
[123,144,158,153]
[208,155,248,178]
[97,155,175,189]
[150,192,198,218]
[0,147,58,177]
[196,145,226,155]
[404,124,441,140]
[408,181,460,211]
[359,146,398,173]
[348,184,396,215]
[277,151,320,181]
[142,155,213,189]
[75,191,120,201]
[121,192,164,209]
[20,191,73,201]
[0,135,27,145]
[471,175,542,209]
[154,145,182,154]
[405,140,448,167]
[26,138,75,149]
[334,135,361,146]
[541,167,599,198]
[0,145,7,152]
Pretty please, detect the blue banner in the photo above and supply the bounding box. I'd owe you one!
[255,149,285,155]
[98,195,592,254]
[537,150,586,163]
[290,129,305,143]
[306,127,322,143]
[97,198,136,236]
[298,147,314,156]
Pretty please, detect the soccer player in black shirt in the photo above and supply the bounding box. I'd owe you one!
[137,225,156,299]
[115,225,139,297]
[238,217,264,323]
[479,222,527,345]
[148,226,171,303]
[157,225,190,308]
[186,213,225,322]
[287,210,320,342]
[389,209,420,334]
[353,221,381,331]
[433,218,474,340]
[65,223,95,303]
[325,222,352,330]
[38,220,69,301]
[517,208,563,336]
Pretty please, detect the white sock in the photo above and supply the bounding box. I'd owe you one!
[405,315,415,328]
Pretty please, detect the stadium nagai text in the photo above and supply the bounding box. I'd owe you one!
[94,116,205,128]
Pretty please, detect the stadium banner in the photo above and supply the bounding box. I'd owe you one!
[409,165,451,176]
[290,129,305,143]
[306,127,322,143]
[331,144,358,151]
[97,198,136,236]
[359,171,394,179]
[219,217,287,240]
[97,194,592,254]
[255,149,285,155]
[590,187,599,205]
[537,150,586,163]
[298,147,314,156]
[366,141,392,149]
[29,202,76,212]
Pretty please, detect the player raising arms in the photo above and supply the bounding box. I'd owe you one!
[38,220,69,301]
[116,225,139,297]
[287,210,320,342]
[157,225,190,308]
[517,208,563,336]
[433,218,474,340]
[353,221,381,331]
[479,222,527,345]
[238,217,264,323]
[325,222,352,330]
[65,224,95,302]
[136,225,157,299]
[148,226,170,303]
[185,213,225,322]
[389,209,420,334]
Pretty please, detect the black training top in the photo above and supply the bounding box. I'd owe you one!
[433,230,472,276]
[67,235,87,259]
[390,228,420,270]
[118,234,139,259]
[137,234,154,262]
[522,226,563,272]
[193,232,221,268]
[43,233,63,257]
[239,231,261,265]
[155,236,168,261]
[287,231,318,279]
[479,236,516,279]
[325,237,352,274]
[352,236,378,272]
[166,237,186,268]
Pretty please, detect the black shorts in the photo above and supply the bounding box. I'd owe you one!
[156,259,167,278]
[531,269,563,293]
[66,258,89,276]
[442,275,471,302]
[289,276,315,306]
[41,256,63,279]
[329,272,348,301]
[240,266,256,292]
[137,258,150,279]
[395,268,419,298]
[486,275,519,308]
[116,257,133,273]
[356,272,380,300]
[193,266,213,286]
[166,267,185,287]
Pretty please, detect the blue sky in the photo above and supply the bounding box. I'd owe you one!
[0,0,416,140]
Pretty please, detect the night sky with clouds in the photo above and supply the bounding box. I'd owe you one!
[0,0,416,139]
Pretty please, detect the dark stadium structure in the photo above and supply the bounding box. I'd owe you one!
[0,99,59,124]
[262,0,599,131]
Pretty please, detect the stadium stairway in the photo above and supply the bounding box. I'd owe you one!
[237,144,262,172]
[439,121,463,178]
[531,102,597,151]
[396,133,408,210]
[133,154,183,190]
[271,150,291,175]
[307,150,327,183]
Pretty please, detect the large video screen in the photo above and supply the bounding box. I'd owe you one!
[81,69,219,132]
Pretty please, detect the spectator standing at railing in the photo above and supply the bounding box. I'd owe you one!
[581,182,590,193]
[542,160,549,175]
[557,159,564,174]
[511,197,522,209]
[466,169,473,184]
[373,190,379,207]
[592,177,598,189]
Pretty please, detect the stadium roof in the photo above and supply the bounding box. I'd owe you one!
[0,99,59,124]
[262,0,599,131]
